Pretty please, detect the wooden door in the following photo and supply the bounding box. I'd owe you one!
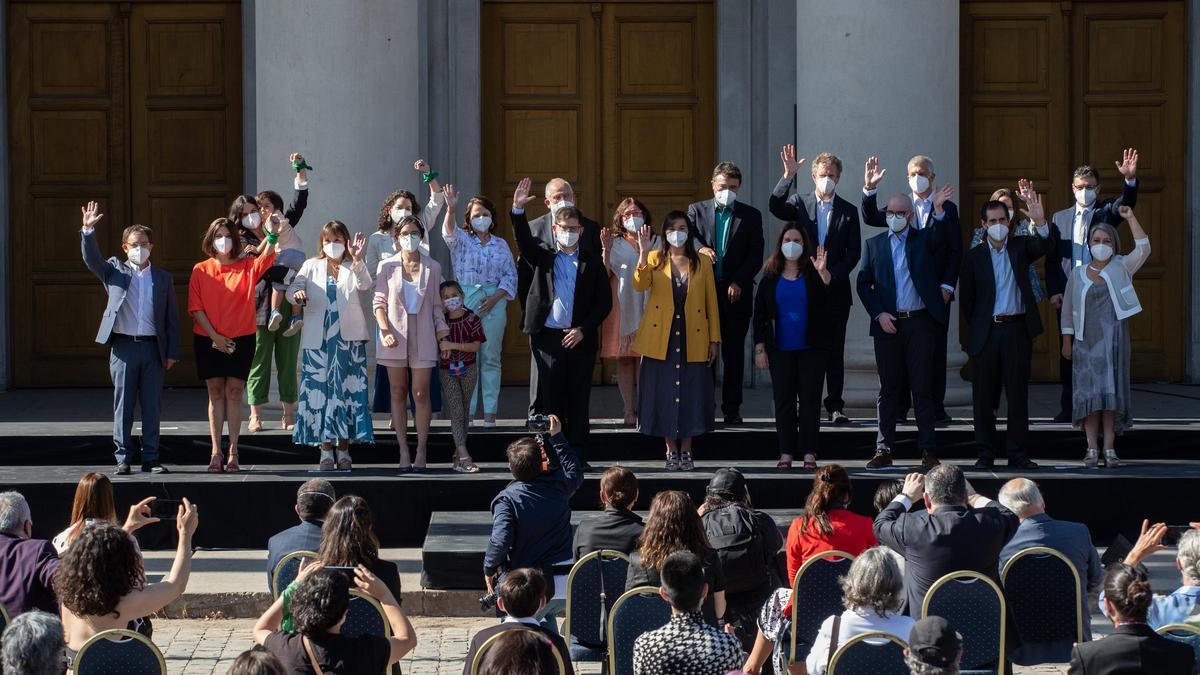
[482,1,716,385]
[960,1,1186,381]
[7,1,241,386]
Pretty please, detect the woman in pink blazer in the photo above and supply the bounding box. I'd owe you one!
[373,216,449,471]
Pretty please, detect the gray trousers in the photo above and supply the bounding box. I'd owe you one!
[110,335,164,464]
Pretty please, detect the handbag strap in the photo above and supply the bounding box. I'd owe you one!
[826,613,842,669]
[302,636,326,675]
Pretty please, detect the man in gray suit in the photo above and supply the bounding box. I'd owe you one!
[80,201,180,475]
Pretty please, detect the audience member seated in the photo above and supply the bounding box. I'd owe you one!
[1103,520,1200,628]
[786,464,877,585]
[267,479,337,591]
[627,490,728,628]
[54,500,197,668]
[484,414,583,631]
[700,468,786,649]
[905,616,964,675]
[1070,563,1195,675]
[0,492,60,617]
[874,466,1019,614]
[873,479,904,514]
[317,495,401,600]
[254,565,417,674]
[227,647,286,675]
[476,629,563,675]
[632,550,745,675]
[53,472,157,553]
[1,610,63,675]
[573,465,643,560]
[462,568,571,675]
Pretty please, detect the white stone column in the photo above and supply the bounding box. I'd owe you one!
[795,0,971,411]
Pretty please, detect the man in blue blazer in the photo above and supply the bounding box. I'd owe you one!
[80,201,180,475]
[856,193,950,467]
[265,479,336,593]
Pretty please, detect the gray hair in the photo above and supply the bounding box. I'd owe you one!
[998,478,1044,517]
[1177,529,1200,585]
[0,492,31,535]
[544,178,574,200]
[925,465,966,507]
[1,610,64,675]
[905,651,959,675]
[1087,221,1123,254]
[841,546,905,617]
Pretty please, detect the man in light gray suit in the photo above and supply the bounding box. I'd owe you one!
[80,201,180,475]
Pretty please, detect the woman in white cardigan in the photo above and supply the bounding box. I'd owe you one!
[1061,205,1149,468]
[288,221,374,471]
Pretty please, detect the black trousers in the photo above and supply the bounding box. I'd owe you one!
[873,312,938,453]
[716,281,753,417]
[1056,307,1072,416]
[769,348,828,457]
[972,321,1032,462]
[530,329,596,450]
[822,304,851,414]
[932,317,949,414]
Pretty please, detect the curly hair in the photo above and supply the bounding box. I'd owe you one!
[377,189,422,232]
[637,491,710,571]
[53,523,144,618]
[290,569,351,636]
[318,495,381,568]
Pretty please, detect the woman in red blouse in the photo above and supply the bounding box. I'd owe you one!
[785,464,877,585]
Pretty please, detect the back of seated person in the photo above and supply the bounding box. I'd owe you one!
[1107,522,1200,630]
[226,647,286,675]
[316,495,401,600]
[462,568,570,675]
[1,610,63,675]
[787,464,877,586]
[476,629,562,675]
[872,480,903,514]
[905,616,964,675]
[267,479,336,591]
[573,465,643,561]
[0,491,60,617]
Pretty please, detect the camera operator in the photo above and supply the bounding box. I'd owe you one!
[483,413,583,634]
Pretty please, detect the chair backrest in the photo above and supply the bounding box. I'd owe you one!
[1000,546,1084,652]
[790,550,856,662]
[469,626,567,675]
[563,549,631,649]
[607,586,672,675]
[271,549,318,598]
[827,631,909,675]
[1156,623,1200,665]
[73,628,167,675]
[341,590,393,638]
[922,571,1006,671]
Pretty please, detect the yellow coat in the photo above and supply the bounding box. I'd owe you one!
[631,250,721,362]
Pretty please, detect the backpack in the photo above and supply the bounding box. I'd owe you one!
[704,505,769,595]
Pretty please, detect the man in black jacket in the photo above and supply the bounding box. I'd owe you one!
[689,162,765,424]
[462,568,571,673]
[874,465,1019,615]
[511,177,612,451]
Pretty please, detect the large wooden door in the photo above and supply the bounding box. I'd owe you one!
[961,1,1186,381]
[8,1,241,387]
[482,1,716,384]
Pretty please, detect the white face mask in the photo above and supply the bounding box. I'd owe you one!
[242,212,261,230]
[126,245,149,266]
[549,199,574,214]
[908,174,930,194]
[1074,188,1096,207]
[622,216,644,233]
[665,230,688,248]
[398,234,421,253]
[986,224,1009,243]
[391,207,412,223]
[886,214,908,233]
[814,176,836,196]
[556,230,580,249]
[323,242,345,259]
[781,241,804,260]
[1090,242,1114,262]
[443,297,463,312]
[714,188,736,207]
[214,236,233,254]
[470,215,493,232]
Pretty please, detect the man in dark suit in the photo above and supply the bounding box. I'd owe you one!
[862,155,962,425]
[1046,149,1139,422]
[856,193,950,468]
[572,465,643,561]
[463,568,572,673]
[516,177,603,417]
[960,196,1052,469]
[265,479,336,593]
[874,465,1020,616]
[769,146,861,423]
[80,201,181,475]
[511,178,612,451]
[688,161,765,424]
[0,492,60,617]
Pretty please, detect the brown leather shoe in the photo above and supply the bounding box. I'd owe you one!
[866,451,893,468]
[922,451,940,468]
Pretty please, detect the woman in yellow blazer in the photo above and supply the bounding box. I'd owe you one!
[632,210,721,471]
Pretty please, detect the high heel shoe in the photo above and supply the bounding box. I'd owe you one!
[207,453,224,473]
[1084,448,1099,468]
[246,417,263,433]
[1103,448,1120,468]
[225,453,240,472]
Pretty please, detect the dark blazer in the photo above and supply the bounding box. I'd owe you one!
[687,199,765,292]
[511,210,612,341]
[874,499,1020,615]
[0,533,60,617]
[81,229,181,365]
[516,211,602,311]
[752,271,835,351]
[768,187,862,307]
[1068,623,1195,675]
[856,226,951,335]
[1046,180,1138,297]
[863,191,962,292]
[959,232,1051,355]
[572,507,644,562]
[462,621,572,675]
[627,548,725,627]
[265,519,324,592]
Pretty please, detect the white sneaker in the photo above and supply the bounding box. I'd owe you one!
[267,310,283,332]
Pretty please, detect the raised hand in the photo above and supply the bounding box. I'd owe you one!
[1115,148,1138,180]
[600,227,614,251]
[512,177,536,210]
[81,201,104,230]
[780,144,806,179]
[349,232,366,261]
[636,225,654,255]
[413,159,430,173]
[932,184,954,212]
[442,184,458,210]
[1020,191,1045,224]
[864,156,886,190]
[1016,178,1035,204]
[290,152,309,182]
[811,246,828,273]
[1117,205,1134,220]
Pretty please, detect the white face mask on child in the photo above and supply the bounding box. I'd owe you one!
[443,297,463,312]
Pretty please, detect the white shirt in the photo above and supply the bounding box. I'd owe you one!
[805,609,916,675]
[401,275,420,314]
[114,261,156,337]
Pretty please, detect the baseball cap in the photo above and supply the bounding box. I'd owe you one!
[706,467,746,499]
[908,616,963,668]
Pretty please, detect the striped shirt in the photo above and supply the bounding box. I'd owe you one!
[440,310,485,369]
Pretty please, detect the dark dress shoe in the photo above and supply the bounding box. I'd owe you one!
[115,462,131,476]
[866,452,893,468]
[921,452,941,468]
[1007,458,1040,470]
[830,410,850,424]
[1052,411,1071,423]
[973,458,995,469]
[935,415,954,428]
[142,462,169,474]
[723,415,744,425]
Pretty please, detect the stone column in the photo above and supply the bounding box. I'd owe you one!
[795,0,971,411]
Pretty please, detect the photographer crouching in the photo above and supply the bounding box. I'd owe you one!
[482,413,583,634]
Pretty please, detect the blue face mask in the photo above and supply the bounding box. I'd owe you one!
[444,297,463,312]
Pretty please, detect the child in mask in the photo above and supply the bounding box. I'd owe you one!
[257,193,307,336]
[437,281,484,473]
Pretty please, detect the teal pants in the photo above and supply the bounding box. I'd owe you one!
[464,284,508,415]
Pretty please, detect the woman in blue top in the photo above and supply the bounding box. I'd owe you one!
[752,223,832,471]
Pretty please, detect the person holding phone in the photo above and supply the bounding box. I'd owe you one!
[52,472,158,553]
[1104,520,1200,629]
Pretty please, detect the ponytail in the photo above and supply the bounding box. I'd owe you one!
[800,465,852,536]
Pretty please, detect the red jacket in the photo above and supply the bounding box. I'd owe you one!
[785,508,877,586]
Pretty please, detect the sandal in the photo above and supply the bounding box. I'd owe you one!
[247,417,263,433]
[319,450,335,472]
[803,453,818,471]
[679,450,695,472]
[336,450,352,471]
[207,453,224,473]
[664,449,680,472]
[224,453,240,473]
[1084,448,1099,468]
[776,455,793,471]
[452,456,480,474]
[281,411,296,432]
[1103,448,1120,468]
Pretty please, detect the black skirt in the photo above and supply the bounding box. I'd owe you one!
[194,333,256,381]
